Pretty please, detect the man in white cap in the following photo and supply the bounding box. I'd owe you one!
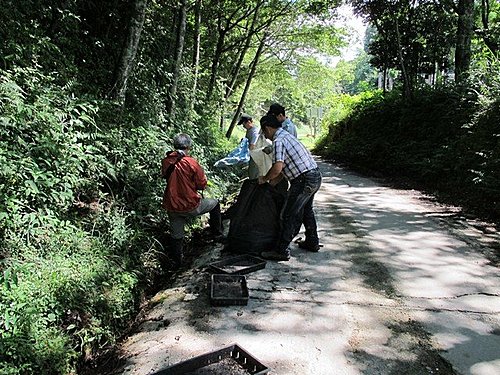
[238,113,260,179]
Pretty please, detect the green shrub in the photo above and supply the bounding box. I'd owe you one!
[316,85,499,218]
[0,64,239,373]
[0,68,110,237]
[0,218,141,374]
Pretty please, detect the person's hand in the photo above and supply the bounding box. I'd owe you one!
[269,174,283,187]
[262,145,272,154]
[258,176,269,185]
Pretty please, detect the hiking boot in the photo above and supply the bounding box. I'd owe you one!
[169,238,184,269]
[208,202,223,235]
[260,249,290,261]
[221,244,235,254]
[296,239,321,252]
[212,234,227,244]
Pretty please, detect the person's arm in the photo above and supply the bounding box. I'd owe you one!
[249,128,259,150]
[192,159,208,190]
[269,173,284,187]
[258,161,284,184]
[161,158,168,178]
[290,121,298,138]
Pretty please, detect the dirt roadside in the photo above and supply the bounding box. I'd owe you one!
[99,159,500,375]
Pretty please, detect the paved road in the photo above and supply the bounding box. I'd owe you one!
[114,159,500,375]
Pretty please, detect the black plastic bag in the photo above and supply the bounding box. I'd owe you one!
[224,179,287,255]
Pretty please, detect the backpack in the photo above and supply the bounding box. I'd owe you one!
[162,151,184,182]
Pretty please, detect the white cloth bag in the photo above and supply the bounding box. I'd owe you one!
[249,134,273,177]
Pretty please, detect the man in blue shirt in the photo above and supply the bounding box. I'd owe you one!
[257,114,322,260]
[268,103,298,138]
[238,113,260,179]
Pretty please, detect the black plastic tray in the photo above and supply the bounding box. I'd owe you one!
[208,255,266,275]
[210,274,249,306]
[153,343,270,374]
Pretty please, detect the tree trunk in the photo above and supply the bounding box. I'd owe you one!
[455,0,474,84]
[480,0,498,54]
[190,0,202,111]
[394,18,412,100]
[110,0,148,105]
[205,1,268,103]
[206,14,226,102]
[166,0,187,121]
[225,33,267,139]
[167,7,179,73]
[383,67,387,92]
[371,18,391,94]
[217,8,259,131]
[224,9,259,101]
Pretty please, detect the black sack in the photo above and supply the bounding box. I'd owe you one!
[225,179,287,255]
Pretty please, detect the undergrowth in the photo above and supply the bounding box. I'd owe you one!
[0,66,239,374]
[316,85,500,220]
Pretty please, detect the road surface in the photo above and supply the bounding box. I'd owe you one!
[110,159,500,375]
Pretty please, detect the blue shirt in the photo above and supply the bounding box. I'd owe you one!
[272,128,317,180]
[282,118,297,138]
[245,126,259,146]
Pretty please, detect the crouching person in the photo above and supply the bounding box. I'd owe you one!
[161,133,223,268]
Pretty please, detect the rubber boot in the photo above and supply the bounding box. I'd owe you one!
[208,202,224,241]
[169,238,184,269]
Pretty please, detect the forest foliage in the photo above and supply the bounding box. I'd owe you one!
[1,0,500,373]
[0,0,347,373]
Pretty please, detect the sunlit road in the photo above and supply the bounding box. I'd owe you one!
[114,159,500,375]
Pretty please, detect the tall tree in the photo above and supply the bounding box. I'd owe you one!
[455,0,475,83]
[352,0,456,95]
[191,0,202,110]
[166,0,188,121]
[394,15,412,99]
[479,0,500,54]
[225,31,268,138]
[352,0,415,99]
[110,0,148,105]
[204,2,258,101]
[223,7,260,104]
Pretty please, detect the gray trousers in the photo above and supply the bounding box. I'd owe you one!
[168,198,219,239]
